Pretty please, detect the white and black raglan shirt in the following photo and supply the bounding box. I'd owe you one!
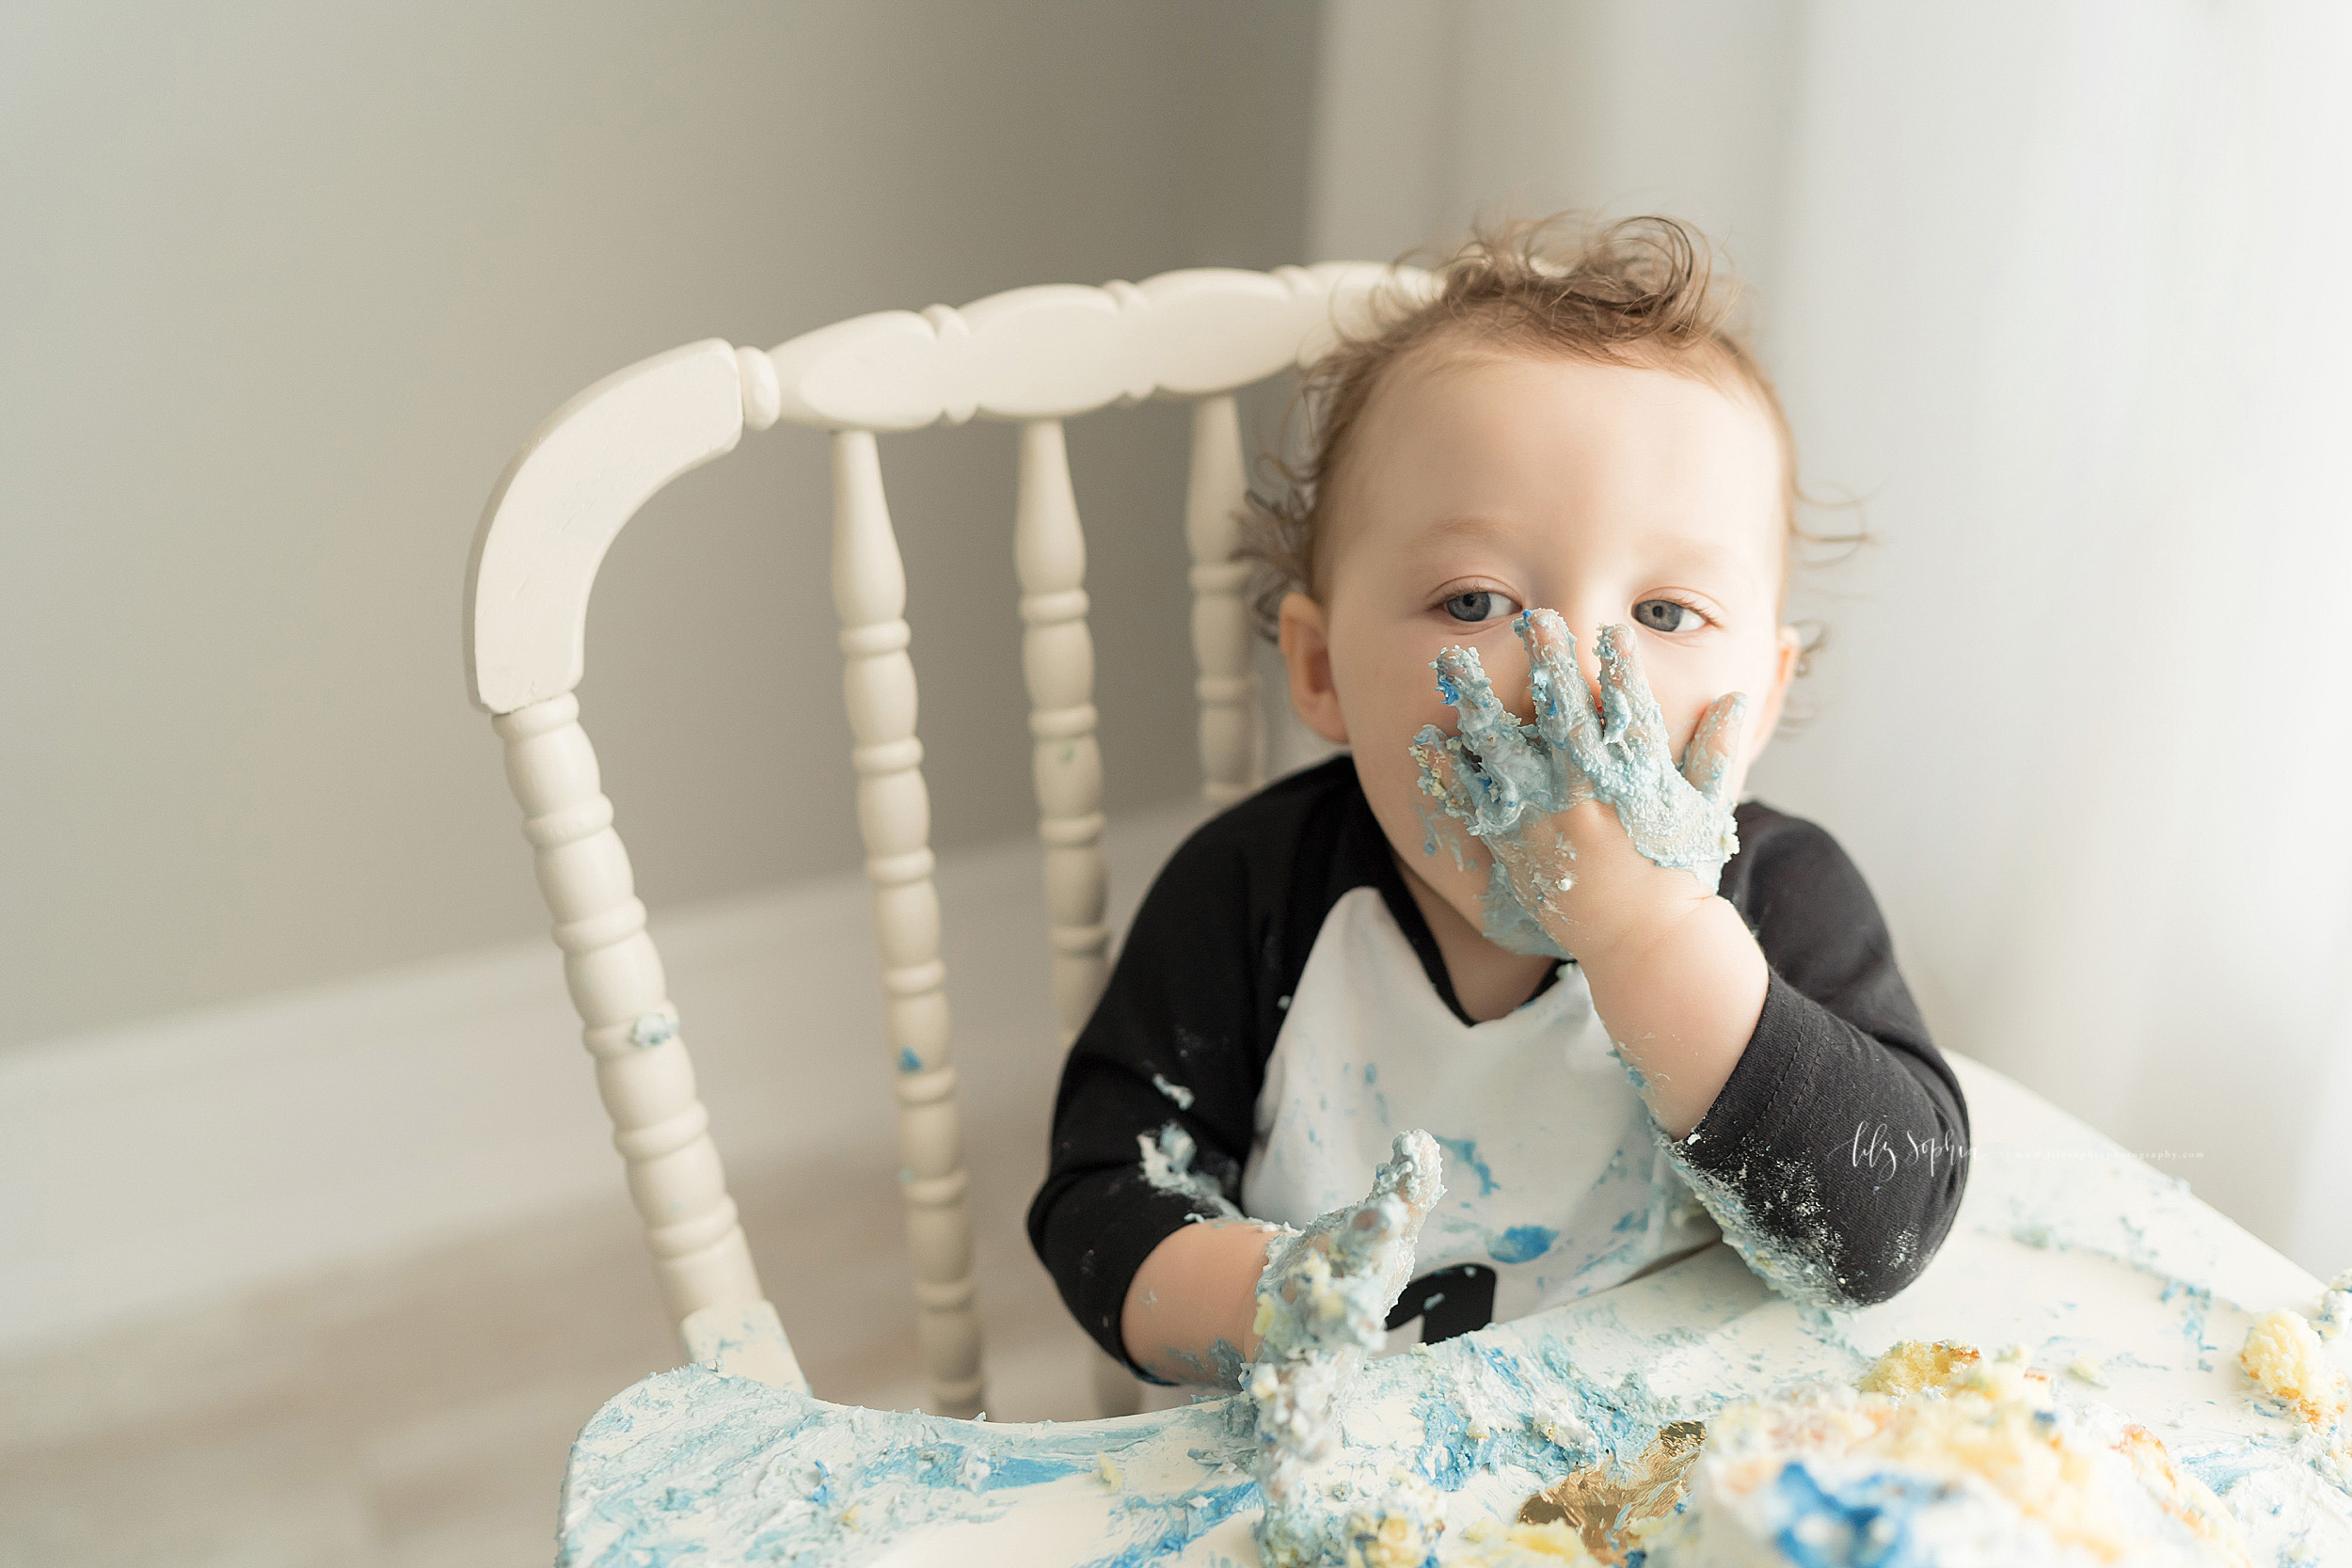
[1026,754,1970,1377]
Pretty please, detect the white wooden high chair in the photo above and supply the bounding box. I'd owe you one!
[462,262,1430,1420]
[476,269,2352,1568]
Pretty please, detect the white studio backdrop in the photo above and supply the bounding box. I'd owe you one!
[1306,0,2352,1279]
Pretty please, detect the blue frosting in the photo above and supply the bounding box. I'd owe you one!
[1075,1482,1259,1568]
[1432,1136,1501,1196]
[564,1365,1262,1568]
[1487,1224,1559,1265]
[1762,1462,1949,1568]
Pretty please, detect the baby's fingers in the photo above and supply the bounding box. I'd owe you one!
[1411,732,1495,864]
[1432,644,1542,801]
[1376,1129,1444,1223]
[1678,692,1751,810]
[1595,625,1671,757]
[1410,725,1477,818]
[1324,1130,1444,1284]
[1431,644,1509,733]
[1518,610,1601,757]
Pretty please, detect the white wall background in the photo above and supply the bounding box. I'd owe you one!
[0,0,1316,1053]
[9,0,2345,1352]
[1310,0,2352,1278]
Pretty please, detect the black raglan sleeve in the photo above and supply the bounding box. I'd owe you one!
[1670,805,1971,1307]
[1025,806,1292,1377]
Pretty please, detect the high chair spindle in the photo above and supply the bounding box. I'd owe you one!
[833,429,984,1418]
[1015,420,1111,1051]
[1184,394,1262,806]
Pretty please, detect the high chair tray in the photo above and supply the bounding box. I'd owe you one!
[558,1057,2352,1567]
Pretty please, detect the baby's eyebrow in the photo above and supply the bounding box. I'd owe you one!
[1646,533,1762,586]
[1406,515,1770,594]
[1400,513,1521,560]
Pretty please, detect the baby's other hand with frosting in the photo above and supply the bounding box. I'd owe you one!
[1248,1133,1442,1471]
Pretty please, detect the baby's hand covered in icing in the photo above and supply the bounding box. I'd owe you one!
[1416,609,1746,908]
[1248,1131,1444,1567]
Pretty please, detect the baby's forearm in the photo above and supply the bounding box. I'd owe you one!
[1120,1219,1282,1386]
[1577,892,1769,1137]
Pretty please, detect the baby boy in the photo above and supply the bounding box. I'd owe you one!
[1026,217,1968,1398]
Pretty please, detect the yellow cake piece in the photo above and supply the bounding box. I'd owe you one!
[2239,1309,2349,1431]
[1633,1339,2249,1567]
[1451,1516,1603,1566]
[1856,1338,1980,1396]
[1359,1510,1439,1568]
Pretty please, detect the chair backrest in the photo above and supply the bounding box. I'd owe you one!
[464,262,1431,1417]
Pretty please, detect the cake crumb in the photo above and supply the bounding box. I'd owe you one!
[2239,1309,2349,1431]
[2315,1282,2350,1341]
[1857,1338,1979,1396]
[2067,1355,2107,1387]
[1449,1517,1600,1565]
[1097,1452,1121,1490]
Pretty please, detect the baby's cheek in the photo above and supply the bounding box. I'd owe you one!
[1354,667,1467,759]
[1363,747,1488,891]
[1353,728,1426,815]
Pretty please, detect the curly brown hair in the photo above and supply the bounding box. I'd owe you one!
[1244,214,1805,636]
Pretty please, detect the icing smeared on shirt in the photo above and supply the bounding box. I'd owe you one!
[1138,1121,1240,1220]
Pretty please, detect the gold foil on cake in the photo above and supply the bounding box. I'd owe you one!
[1516,1420,1705,1564]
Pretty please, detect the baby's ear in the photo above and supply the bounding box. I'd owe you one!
[1776,622,1804,683]
[1278,594,1350,746]
[1746,624,1805,755]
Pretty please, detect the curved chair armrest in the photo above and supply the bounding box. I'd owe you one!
[464,338,778,715]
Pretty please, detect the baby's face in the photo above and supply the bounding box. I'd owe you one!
[1282,349,1799,935]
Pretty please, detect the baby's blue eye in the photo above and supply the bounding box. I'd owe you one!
[1443,591,1518,624]
[1633,598,1704,633]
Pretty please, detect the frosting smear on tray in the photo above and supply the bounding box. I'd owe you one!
[557,1062,2352,1568]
